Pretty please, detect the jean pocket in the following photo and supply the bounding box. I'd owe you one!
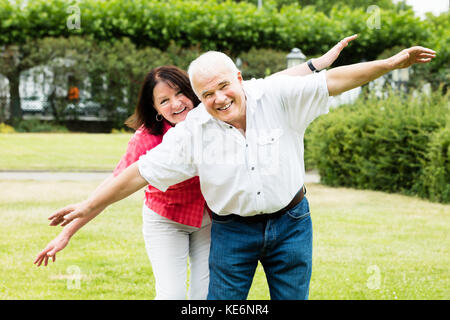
[286,197,310,221]
[212,216,236,225]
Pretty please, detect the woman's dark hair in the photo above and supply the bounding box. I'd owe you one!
[125,65,200,135]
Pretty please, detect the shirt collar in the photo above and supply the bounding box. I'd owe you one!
[192,103,213,125]
[243,78,263,114]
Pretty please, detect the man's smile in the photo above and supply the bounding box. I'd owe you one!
[217,101,232,111]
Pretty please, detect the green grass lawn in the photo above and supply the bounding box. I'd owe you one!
[1,133,449,299]
[0,133,132,171]
[0,181,448,300]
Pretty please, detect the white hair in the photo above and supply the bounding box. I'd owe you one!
[188,51,240,95]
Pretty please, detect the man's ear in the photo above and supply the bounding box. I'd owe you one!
[237,71,243,83]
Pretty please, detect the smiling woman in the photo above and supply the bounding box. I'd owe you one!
[152,81,194,124]
[33,65,212,301]
[125,65,200,135]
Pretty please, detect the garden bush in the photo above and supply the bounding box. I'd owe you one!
[11,119,69,133]
[0,122,15,133]
[305,89,449,202]
[0,0,431,62]
[418,125,450,203]
[239,47,287,79]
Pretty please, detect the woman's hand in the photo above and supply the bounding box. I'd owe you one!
[34,233,70,267]
[313,34,358,70]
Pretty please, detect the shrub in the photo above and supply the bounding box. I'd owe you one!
[0,0,431,61]
[418,125,450,203]
[12,119,69,133]
[0,122,15,133]
[239,47,287,79]
[306,89,449,201]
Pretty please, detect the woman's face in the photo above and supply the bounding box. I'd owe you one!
[153,81,194,125]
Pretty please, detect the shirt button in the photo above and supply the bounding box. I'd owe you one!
[229,126,233,129]
[251,167,255,170]
[257,191,261,195]
[246,144,248,147]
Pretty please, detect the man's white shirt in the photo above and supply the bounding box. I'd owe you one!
[138,71,330,216]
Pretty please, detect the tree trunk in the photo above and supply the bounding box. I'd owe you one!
[8,72,22,121]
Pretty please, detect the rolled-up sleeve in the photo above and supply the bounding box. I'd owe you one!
[138,123,197,192]
[265,71,330,134]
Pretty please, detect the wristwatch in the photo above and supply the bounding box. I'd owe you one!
[307,60,319,73]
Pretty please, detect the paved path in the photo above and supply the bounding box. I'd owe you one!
[0,170,111,181]
[0,170,321,183]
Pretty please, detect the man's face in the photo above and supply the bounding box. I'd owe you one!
[192,67,246,130]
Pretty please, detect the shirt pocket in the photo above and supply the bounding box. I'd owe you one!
[256,129,283,175]
[257,129,284,145]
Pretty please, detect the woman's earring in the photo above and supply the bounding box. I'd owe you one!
[155,114,163,122]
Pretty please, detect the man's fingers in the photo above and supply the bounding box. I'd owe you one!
[49,216,65,226]
[60,212,80,226]
[48,206,74,221]
[48,204,83,226]
[418,53,436,59]
[417,47,436,54]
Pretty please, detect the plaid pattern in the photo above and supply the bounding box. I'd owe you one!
[113,121,205,228]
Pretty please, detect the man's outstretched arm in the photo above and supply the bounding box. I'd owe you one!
[48,162,148,226]
[326,46,436,96]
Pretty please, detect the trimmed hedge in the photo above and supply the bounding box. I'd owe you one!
[0,0,433,63]
[419,125,450,203]
[305,89,449,203]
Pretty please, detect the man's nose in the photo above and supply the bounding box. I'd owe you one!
[215,91,227,104]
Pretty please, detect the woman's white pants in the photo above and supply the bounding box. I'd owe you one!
[142,205,211,300]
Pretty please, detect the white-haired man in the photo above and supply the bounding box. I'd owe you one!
[46,44,436,299]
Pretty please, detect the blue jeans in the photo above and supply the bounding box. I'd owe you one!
[207,196,313,300]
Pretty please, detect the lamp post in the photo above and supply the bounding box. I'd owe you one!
[286,48,306,68]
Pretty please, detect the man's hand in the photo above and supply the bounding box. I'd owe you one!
[326,45,436,96]
[48,163,147,227]
[48,201,93,227]
[34,233,70,267]
[313,34,358,70]
[387,46,436,70]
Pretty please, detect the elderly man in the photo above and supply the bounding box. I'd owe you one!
[45,45,435,300]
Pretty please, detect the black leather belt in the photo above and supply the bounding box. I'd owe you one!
[210,185,306,223]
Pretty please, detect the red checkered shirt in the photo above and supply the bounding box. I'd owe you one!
[113,121,206,228]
